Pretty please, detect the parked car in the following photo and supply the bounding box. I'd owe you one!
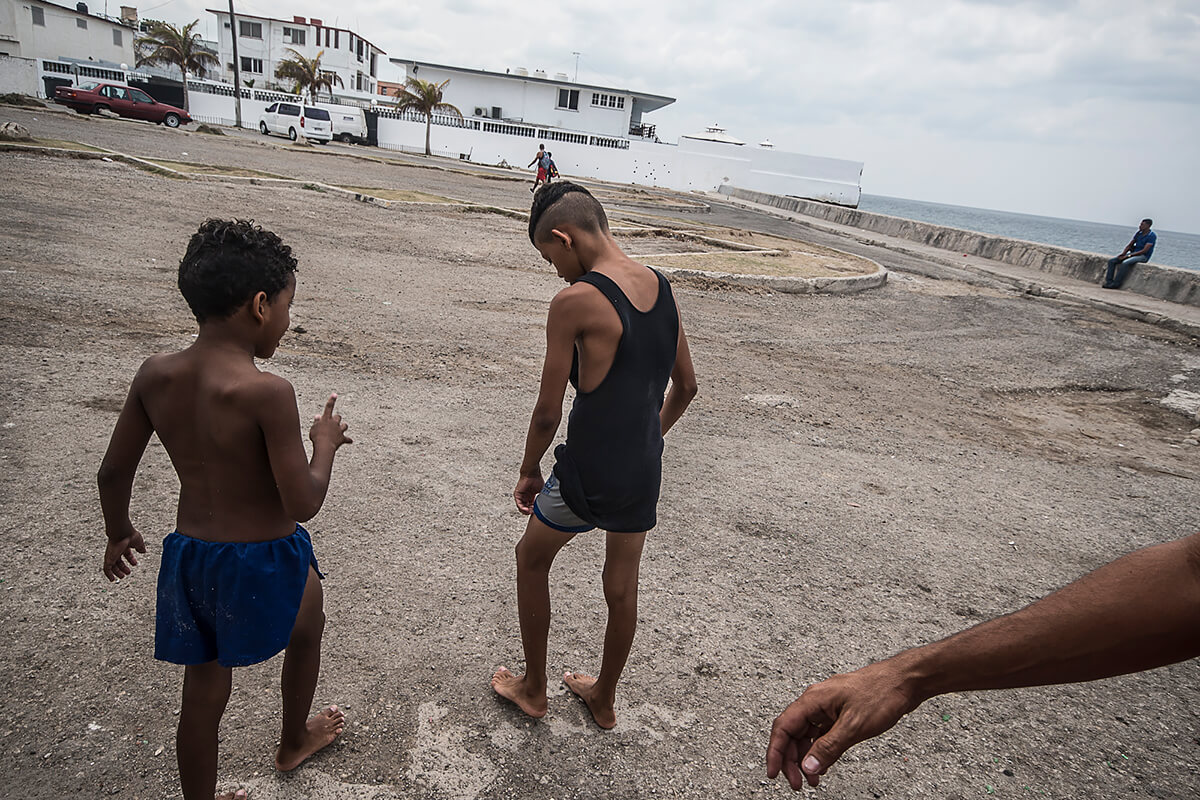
[52,81,191,128]
[328,106,368,143]
[258,102,332,143]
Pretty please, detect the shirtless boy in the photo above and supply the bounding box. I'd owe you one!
[98,219,352,800]
[491,182,698,728]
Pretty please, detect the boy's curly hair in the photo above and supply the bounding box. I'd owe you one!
[178,219,297,322]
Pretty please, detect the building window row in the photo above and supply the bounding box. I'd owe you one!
[556,88,579,111]
[591,92,625,109]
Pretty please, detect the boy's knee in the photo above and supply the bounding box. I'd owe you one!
[602,569,638,608]
[291,608,326,647]
[515,538,553,573]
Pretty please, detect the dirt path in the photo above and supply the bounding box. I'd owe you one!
[1,122,1199,800]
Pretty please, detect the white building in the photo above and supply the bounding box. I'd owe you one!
[206,8,383,97]
[390,59,675,140]
[0,0,135,62]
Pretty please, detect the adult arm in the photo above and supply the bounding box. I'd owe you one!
[515,290,583,513]
[97,361,156,580]
[259,382,351,523]
[1129,234,1155,257]
[661,312,698,436]
[767,531,1200,790]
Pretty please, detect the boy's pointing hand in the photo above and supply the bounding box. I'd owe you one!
[310,393,353,450]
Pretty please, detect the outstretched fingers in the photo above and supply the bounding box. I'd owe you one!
[322,392,338,419]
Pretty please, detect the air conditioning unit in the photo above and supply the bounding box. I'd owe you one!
[474,106,487,117]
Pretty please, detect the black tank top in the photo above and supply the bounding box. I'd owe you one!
[553,269,679,532]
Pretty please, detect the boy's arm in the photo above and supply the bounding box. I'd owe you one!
[661,312,698,436]
[98,364,155,581]
[515,291,582,513]
[767,531,1200,790]
[258,380,351,523]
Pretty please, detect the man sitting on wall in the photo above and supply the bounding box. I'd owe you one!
[1102,218,1156,289]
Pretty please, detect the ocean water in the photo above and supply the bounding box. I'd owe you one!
[858,195,1200,272]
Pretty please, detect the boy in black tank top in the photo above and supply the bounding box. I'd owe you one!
[491,183,698,728]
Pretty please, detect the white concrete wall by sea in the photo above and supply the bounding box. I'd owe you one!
[185,85,863,206]
[0,54,39,94]
[1,0,134,64]
[397,64,633,138]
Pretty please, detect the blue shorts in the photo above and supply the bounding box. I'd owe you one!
[154,524,323,668]
[533,470,595,533]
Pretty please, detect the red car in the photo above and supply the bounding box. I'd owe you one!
[53,81,191,128]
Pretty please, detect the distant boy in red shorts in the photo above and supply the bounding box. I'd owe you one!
[528,143,548,192]
[491,182,698,728]
[98,219,352,800]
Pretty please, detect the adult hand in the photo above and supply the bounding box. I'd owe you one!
[767,661,920,789]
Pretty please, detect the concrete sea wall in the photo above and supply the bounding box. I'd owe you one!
[719,186,1200,308]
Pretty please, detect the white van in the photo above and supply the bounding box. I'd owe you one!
[257,102,333,143]
[326,106,368,143]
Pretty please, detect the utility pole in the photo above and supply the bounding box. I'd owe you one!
[572,51,580,82]
[228,0,243,128]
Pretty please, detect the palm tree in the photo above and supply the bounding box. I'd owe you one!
[135,20,218,113]
[392,77,463,156]
[274,48,343,103]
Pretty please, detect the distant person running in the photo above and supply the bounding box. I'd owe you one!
[529,143,548,192]
[546,151,560,181]
[98,219,352,800]
[1102,218,1156,289]
[491,182,698,728]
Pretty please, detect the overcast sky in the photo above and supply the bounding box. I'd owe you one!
[159,0,1199,232]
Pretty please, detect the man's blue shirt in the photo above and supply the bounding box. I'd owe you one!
[1132,229,1156,260]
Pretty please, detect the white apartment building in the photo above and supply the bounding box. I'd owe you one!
[207,8,383,97]
[0,0,135,63]
[390,59,674,140]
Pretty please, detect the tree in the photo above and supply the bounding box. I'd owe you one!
[274,49,343,103]
[135,20,218,113]
[392,77,463,156]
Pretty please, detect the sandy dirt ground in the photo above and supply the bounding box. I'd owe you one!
[1,108,1199,800]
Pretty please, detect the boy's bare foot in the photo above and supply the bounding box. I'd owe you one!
[490,667,548,719]
[563,671,617,729]
[274,705,346,772]
[216,791,247,800]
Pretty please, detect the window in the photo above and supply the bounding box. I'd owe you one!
[356,39,363,62]
[591,92,625,109]
[265,102,278,113]
[77,18,87,29]
[239,20,262,39]
[113,29,122,46]
[240,57,263,74]
[130,88,153,103]
[283,26,306,45]
[370,52,377,78]
[335,30,340,49]
[556,88,579,111]
[31,6,44,25]
[101,86,129,100]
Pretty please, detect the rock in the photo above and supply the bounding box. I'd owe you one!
[1184,438,1199,447]
[0,122,33,141]
[96,107,120,119]
[292,137,313,147]
[195,124,225,135]
[1190,428,1200,437]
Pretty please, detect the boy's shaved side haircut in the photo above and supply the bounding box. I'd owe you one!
[528,181,610,245]
[179,218,298,322]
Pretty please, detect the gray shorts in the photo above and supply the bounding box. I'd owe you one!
[532,470,595,533]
